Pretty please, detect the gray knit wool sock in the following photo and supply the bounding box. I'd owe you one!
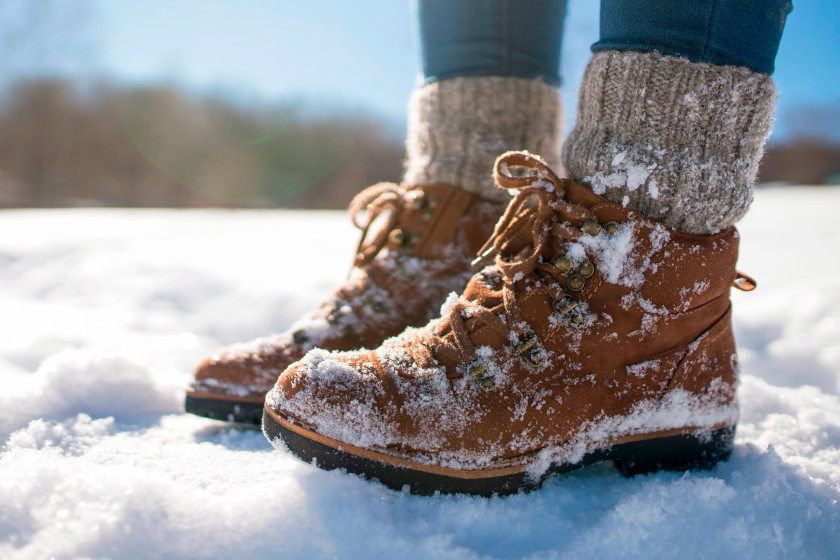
[404,76,563,202]
[563,50,777,234]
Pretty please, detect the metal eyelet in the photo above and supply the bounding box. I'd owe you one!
[389,228,421,252]
[553,296,586,329]
[553,296,578,315]
[603,221,621,235]
[421,195,439,219]
[582,219,621,237]
[567,272,585,291]
[476,376,496,391]
[407,191,439,220]
[554,255,574,274]
[578,260,595,278]
[468,362,488,377]
[468,361,496,391]
[514,335,546,368]
[581,219,602,236]
[419,375,441,398]
[566,309,586,329]
[407,191,426,210]
[389,228,405,245]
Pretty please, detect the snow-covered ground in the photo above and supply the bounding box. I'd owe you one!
[2,187,839,559]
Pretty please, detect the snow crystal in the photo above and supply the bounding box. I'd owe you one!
[626,164,651,191]
[576,220,637,285]
[584,149,659,195]
[533,178,555,193]
[434,292,457,319]
[647,180,660,199]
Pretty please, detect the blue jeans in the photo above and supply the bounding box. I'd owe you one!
[416,0,567,86]
[417,0,792,83]
[594,0,793,75]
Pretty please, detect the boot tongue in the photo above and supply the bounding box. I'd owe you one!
[562,179,609,209]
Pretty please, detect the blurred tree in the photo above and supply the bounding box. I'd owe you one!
[760,140,840,185]
[0,79,405,208]
[759,101,840,185]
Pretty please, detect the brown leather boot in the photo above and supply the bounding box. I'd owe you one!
[185,182,506,424]
[262,152,755,494]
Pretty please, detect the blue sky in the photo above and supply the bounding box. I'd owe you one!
[8,0,840,142]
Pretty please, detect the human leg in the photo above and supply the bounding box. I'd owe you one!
[406,0,567,201]
[564,0,793,234]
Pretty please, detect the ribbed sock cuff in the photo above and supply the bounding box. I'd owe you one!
[404,76,563,202]
[562,50,776,234]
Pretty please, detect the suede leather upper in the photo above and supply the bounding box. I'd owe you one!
[268,153,741,469]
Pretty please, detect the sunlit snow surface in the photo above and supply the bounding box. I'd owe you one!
[2,189,839,559]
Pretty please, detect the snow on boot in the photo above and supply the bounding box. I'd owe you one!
[186,182,506,424]
[262,151,754,494]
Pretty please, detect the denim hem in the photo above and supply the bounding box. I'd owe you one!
[416,0,566,89]
[591,41,774,75]
[422,71,561,88]
[596,0,791,77]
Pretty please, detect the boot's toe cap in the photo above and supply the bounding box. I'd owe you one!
[273,349,381,403]
[191,336,304,398]
[268,349,402,445]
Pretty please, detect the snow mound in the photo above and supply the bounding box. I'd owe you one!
[2,193,839,558]
[0,349,178,441]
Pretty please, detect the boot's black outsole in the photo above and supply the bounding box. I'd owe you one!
[263,407,735,496]
[185,394,263,425]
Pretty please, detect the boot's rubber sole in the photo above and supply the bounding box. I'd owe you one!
[263,405,734,496]
[185,390,264,425]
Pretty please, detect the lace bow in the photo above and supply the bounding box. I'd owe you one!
[418,151,600,369]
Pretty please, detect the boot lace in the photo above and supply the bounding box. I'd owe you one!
[290,183,412,344]
[415,152,602,379]
[348,182,408,267]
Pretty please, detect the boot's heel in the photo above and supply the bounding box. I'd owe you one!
[613,425,735,477]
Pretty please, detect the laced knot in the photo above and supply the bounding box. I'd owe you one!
[348,182,406,267]
[416,151,600,372]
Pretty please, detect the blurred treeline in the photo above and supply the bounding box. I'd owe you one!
[0,78,404,208]
[1,78,839,209]
[761,103,840,186]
